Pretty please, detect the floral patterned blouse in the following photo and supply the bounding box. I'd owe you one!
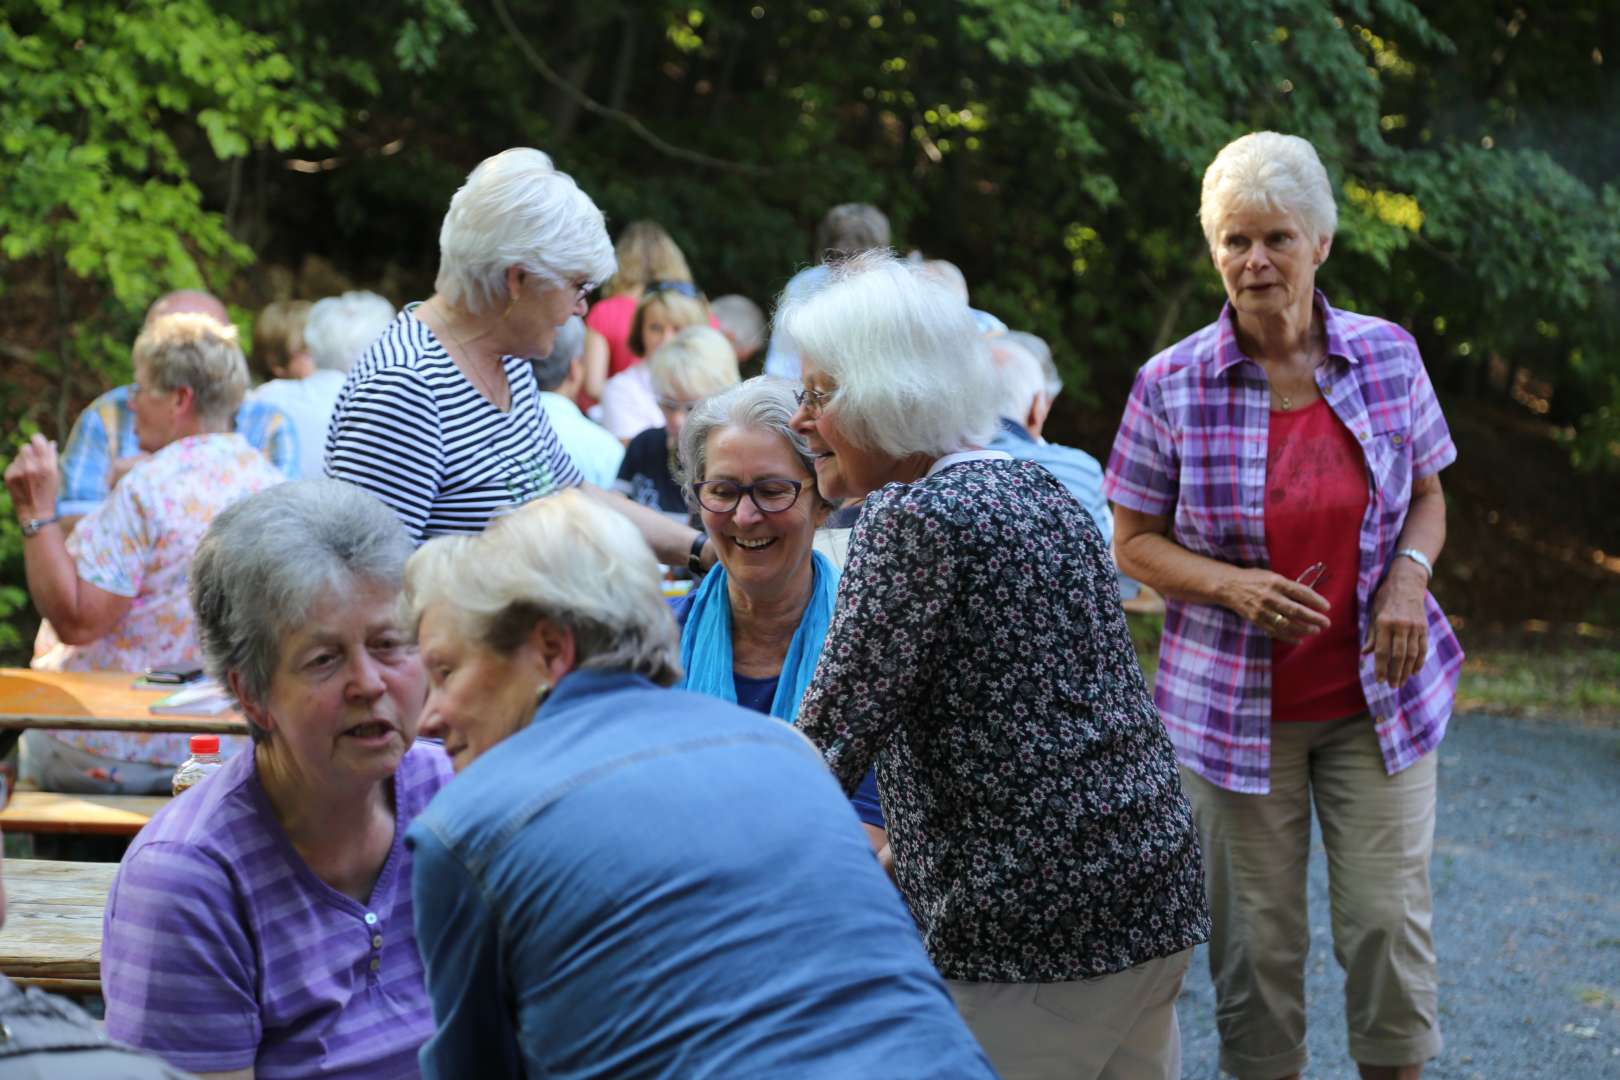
[35,433,282,764]
[797,458,1210,983]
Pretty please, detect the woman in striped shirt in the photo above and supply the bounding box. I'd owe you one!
[325,148,719,572]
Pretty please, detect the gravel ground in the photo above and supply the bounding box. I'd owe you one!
[1177,712,1620,1078]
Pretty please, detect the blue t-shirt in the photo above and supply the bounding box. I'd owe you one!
[673,595,885,829]
[408,671,993,1079]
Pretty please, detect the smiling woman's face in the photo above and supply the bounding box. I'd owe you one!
[698,425,824,598]
[415,602,551,772]
[253,578,425,788]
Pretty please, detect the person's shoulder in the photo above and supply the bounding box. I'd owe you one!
[1138,314,1226,385]
[346,313,451,384]
[624,426,665,456]
[1325,299,1421,371]
[122,752,263,867]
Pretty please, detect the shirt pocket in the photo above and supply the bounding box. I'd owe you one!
[1364,426,1412,512]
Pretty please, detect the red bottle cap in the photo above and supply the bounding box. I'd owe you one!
[190,734,220,755]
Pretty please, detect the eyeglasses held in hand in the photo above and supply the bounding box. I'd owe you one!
[1295,562,1331,590]
[691,478,805,514]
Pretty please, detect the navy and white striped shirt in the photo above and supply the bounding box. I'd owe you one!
[325,309,583,542]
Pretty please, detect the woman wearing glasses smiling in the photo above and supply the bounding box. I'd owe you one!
[672,377,887,850]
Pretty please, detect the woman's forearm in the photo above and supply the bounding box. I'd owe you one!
[1392,476,1446,570]
[22,527,88,637]
[1115,518,1245,609]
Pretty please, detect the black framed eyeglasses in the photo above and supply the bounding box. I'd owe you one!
[646,280,702,299]
[793,386,834,415]
[572,279,597,303]
[691,478,805,514]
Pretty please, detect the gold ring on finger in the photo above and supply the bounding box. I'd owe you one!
[1272,611,1286,628]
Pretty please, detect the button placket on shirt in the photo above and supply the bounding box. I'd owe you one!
[366,911,382,976]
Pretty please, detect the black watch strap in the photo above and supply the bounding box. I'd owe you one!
[688,531,709,577]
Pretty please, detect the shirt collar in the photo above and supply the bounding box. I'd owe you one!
[997,417,1036,444]
[1210,290,1357,374]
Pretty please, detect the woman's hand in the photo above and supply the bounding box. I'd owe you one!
[1363,559,1430,688]
[1217,567,1331,644]
[3,433,60,520]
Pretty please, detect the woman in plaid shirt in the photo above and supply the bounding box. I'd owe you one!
[1106,132,1461,1080]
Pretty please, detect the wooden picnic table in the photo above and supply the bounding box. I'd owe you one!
[0,791,167,837]
[0,668,248,736]
[0,858,116,992]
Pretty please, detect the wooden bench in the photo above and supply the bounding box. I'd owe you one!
[0,859,116,992]
[0,791,167,837]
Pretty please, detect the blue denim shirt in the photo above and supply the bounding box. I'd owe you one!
[407,669,993,1080]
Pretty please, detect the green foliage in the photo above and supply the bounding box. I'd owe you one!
[3,0,1619,659]
[0,0,340,383]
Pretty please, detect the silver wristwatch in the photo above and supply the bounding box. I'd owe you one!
[1394,547,1433,580]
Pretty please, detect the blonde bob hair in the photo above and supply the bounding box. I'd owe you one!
[647,326,740,402]
[773,250,1000,459]
[627,286,711,358]
[1199,131,1338,252]
[435,148,617,316]
[602,221,695,297]
[134,313,251,428]
[401,489,680,686]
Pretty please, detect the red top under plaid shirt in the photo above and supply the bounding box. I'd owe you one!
[1104,292,1463,794]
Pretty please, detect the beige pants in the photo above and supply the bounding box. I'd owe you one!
[1181,712,1442,1079]
[947,949,1192,1080]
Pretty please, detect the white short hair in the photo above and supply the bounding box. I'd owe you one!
[1199,131,1337,252]
[1005,331,1059,400]
[710,294,765,353]
[774,250,1000,458]
[991,339,1046,422]
[646,326,740,401]
[401,489,680,686]
[435,148,617,315]
[304,291,397,373]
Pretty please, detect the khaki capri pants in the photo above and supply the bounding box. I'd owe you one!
[1180,712,1442,1079]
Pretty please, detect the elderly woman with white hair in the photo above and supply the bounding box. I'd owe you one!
[253,289,396,479]
[784,251,1208,1080]
[614,325,740,521]
[5,314,283,795]
[102,479,453,1077]
[1105,131,1461,1080]
[323,149,721,575]
[673,376,885,847]
[400,490,993,1078]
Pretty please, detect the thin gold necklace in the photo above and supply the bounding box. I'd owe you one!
[1272,338,1325,411]
[433,301,508,409]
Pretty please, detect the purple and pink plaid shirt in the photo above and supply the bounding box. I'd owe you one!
[1104,292,1463,794]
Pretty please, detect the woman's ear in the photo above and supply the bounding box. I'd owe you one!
[505,265,527,301]
[226,670,274,741]
[1314,232,1333,267]
[525,618,578,685]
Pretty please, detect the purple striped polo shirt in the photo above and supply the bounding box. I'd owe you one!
[102,741,453,1078]
[1104,292,1463,794]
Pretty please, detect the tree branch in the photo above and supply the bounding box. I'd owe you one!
[488,0,769,176]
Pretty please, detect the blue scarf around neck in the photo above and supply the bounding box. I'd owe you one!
[677,550,840,723]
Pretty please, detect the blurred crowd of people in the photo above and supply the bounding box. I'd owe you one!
[2,132,1459,1080]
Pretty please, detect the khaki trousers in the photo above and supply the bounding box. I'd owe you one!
[1180,712,1442,1079]
[947,949,1192,1080]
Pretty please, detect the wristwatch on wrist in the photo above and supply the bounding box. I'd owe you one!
[19,514,59,538]
[688,532,709,577]
[1394,547,1433,580]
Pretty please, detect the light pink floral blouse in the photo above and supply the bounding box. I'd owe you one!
[34,433,284,765]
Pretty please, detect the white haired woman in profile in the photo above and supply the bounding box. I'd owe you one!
[783,251,1209,1080]
[324,149,721,574]
[1106,131,1460,1080]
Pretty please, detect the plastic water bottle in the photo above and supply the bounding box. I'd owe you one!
[172,734,225,796]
